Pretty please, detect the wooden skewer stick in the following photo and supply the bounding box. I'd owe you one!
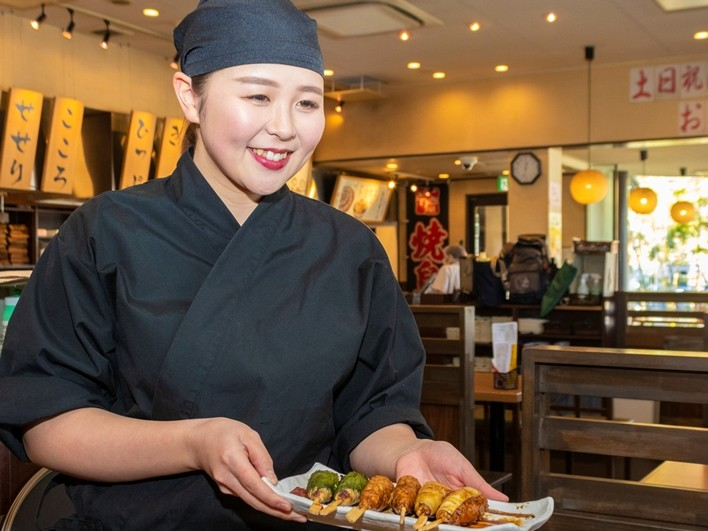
[345,506,366,523]
[308,503,323,515]
[318,499,342,516]
[413,514,429,529]
[420,518,444,531]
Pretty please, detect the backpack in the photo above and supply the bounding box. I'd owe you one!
[500,235,553,304]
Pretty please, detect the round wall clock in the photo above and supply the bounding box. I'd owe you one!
[510,152,542,185]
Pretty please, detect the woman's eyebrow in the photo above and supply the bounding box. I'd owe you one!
[235,76,323,96]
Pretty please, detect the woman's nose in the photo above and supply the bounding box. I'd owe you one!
[265,104,296,141]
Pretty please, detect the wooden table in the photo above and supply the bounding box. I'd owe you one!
[641,461,708,489]
[474,372,523,473]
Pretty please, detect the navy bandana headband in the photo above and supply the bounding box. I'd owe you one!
[174,0,324,77]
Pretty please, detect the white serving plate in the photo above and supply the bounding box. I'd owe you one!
[264,463,553,531]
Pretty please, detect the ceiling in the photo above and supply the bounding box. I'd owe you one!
[2,0,708,180]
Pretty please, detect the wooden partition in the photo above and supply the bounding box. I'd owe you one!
[522,345,708,530]
[615,291,708,351]
[410,305,475,461]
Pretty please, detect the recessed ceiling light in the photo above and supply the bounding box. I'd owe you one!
[386,162,399,170]
[324,69,335,77]
[694,30,708,40]
[495,64,509,73]
[469,21,481,32]
[407,61,421,70]
[399,30,410,41]
[546,12,557,23]
[142,8,159,17]
[438,173,450,179]
[432,72,446,79]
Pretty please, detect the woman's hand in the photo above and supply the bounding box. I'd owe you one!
[24,409,306,523]
[185,417,307,522]
[394,439,509,502]
[350,424,508,502]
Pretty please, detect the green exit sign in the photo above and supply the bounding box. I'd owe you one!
[497,175,509,191]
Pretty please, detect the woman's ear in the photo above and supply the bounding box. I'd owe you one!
[173,72,200,124]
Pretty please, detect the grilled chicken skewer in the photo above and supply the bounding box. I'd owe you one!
[345,474,394,523]
[319,471,368,516]
[412,481,451,529]
[421,487,484,531]
[448,490,489,526]
[391,475,422,525]
[306,470,340,515]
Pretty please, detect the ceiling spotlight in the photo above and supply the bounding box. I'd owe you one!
[30,4,46,31]
[469,21,481,32]
[432,72,446,79]
[546,12,557,23]
[100,20,111,50]
[409,183,418,193]
[407,62,421,70]
[169,53,180,71]
[399,30,410,41]
[335,100,345,113]
[62,8,75,40]
[142,8,160,17]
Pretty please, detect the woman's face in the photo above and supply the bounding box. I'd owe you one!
[190,63,325,198]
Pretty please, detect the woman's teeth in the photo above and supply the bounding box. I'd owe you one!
[252,148,289,162]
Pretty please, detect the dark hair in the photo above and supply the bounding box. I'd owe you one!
[181,72,213,151]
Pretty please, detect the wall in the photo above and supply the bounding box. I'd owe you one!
[314,55,707,161]
[0,11,180,117]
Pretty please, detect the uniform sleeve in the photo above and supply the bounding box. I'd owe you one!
[0,216,116,460]
[330,252,433,471]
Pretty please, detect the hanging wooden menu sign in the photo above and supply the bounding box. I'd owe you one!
[41,97,85,194]
[119,110,156,189]
[0,88,44,190]
[155,117,184,178]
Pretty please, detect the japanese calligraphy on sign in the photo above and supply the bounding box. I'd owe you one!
[41,97,84,194]
[629,62,708,136]
[630,62,707,101]
[0,88,44,190]
[155,117,184,178]
[119,110,156,189]
[405,185,450,290]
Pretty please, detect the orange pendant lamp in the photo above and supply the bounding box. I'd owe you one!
[670,201,696,224]
[628,150,658,214]
[629,187,658,214]
[570,45,608,205]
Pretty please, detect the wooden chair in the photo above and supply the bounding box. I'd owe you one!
[522,345,708,530]
[410,305,475,462]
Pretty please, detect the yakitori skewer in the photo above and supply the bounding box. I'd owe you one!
[306,469,340,515]
[344,474,393,523]
[391,475,421,525]
[319,471,368,516]
[412,481,451,529]
[421,486,483,530]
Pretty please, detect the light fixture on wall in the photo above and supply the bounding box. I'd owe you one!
[30,4,46,30]
[62,8,75,40]
[335,100,345,113]
[100,20,111,50]
[670,200,696,224]
[628,149,658,214]
[570,45,608,205]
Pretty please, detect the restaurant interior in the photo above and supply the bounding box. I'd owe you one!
[0,0,707,529]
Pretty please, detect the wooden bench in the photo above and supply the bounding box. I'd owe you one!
[410,304,475,462]
[522,345,708,530]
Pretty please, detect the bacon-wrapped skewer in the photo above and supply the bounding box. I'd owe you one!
[421,487,483,531]
[319,471,368,516]
[345,474,394,523]
[448,489,488,526]
[412,481,451,529]
[306,470,340,515]
[391,475,421,525]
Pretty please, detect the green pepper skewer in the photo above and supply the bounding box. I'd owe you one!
[320,471,368,515]
[306,470,340,515]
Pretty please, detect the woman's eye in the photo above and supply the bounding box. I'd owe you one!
[298,99,320,110]
[247,94,270,103]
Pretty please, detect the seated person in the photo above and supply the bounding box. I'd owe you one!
[426,245,468,294]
